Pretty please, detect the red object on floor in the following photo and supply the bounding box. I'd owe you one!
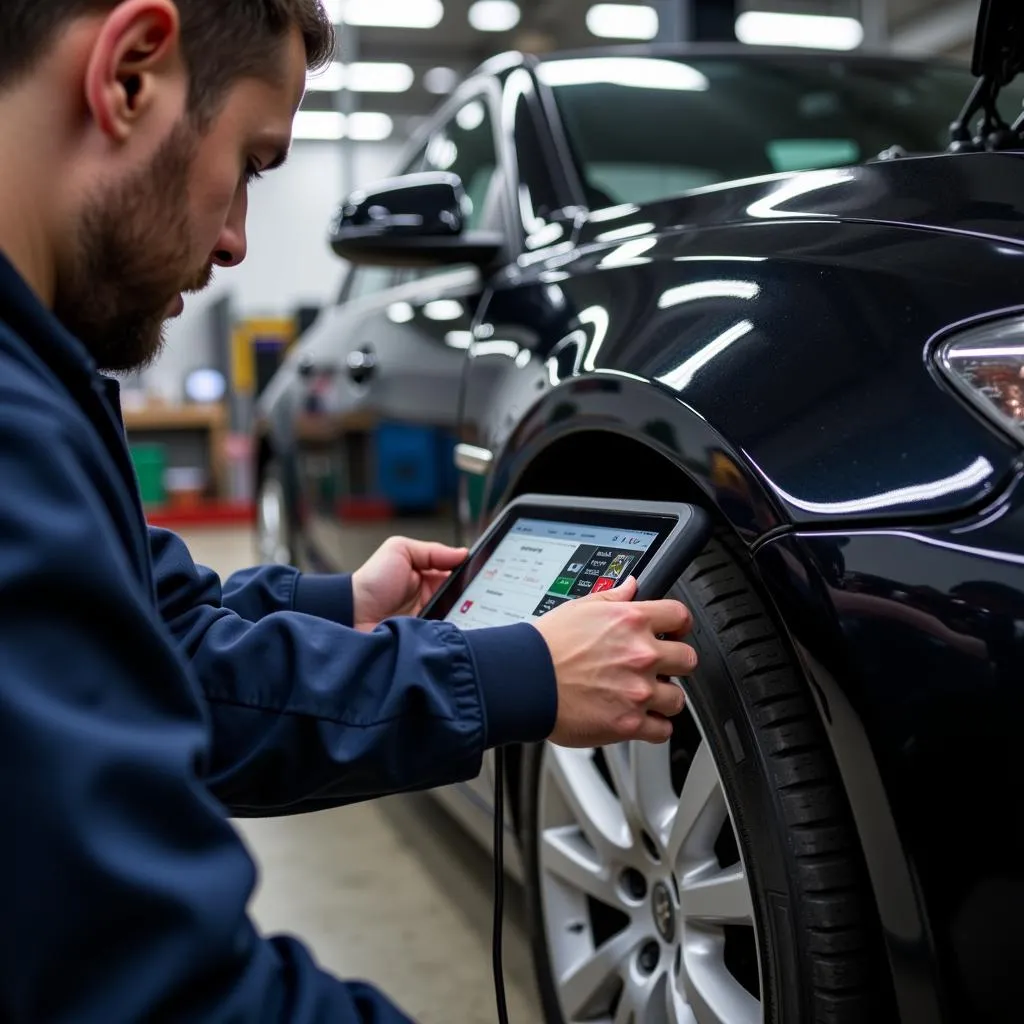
[335,497,395,521]
[145,501,256,528]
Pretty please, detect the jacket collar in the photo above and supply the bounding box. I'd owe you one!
[0,248,100,386]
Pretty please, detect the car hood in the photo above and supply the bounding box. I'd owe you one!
[576,151,1024,252]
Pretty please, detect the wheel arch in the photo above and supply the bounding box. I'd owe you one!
[486,421,778,842]
[495,424,906,1017]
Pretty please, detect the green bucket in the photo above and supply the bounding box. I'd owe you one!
[130,443,167,506]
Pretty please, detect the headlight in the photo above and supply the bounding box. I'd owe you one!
[937,317,1024,444]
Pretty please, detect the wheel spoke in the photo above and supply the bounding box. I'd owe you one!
[666,742,726,867]
[613,988,636,1024]
[683,938,761,1024]
[681,865,754,926]
[541,826,620,905]
[547,746,631,856]
[667,982,699,1024]
[604,741,677,849]
[559,925,642,1019]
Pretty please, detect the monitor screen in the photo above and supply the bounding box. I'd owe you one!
[444,516,663,631]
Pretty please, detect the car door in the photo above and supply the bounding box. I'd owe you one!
[291,89,514,574]
[456,71,582,548]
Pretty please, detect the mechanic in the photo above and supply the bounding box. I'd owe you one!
[0,2,698,1022]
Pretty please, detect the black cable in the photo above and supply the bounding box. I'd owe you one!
[492,745,510,1024]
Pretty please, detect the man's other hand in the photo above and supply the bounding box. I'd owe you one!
[352,537,468,631]
[533,577,697,747]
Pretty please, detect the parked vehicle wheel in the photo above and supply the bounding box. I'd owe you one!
[521,536,889,1023]
[256,459,295,566]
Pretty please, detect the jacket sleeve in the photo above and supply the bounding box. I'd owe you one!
[0,389,422,1023]
[154,529,556,816]
[150,526,357,627]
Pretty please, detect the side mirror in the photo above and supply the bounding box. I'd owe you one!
[329,171,504,270]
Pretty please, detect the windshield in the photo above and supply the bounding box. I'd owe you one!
[540,54,1024,208]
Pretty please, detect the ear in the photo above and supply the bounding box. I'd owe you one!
[83,0,184,143]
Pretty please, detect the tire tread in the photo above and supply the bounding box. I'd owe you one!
[682,538,892,1018]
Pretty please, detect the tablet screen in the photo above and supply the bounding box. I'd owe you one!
[442,514,667,631]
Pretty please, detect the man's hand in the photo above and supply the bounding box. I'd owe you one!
[532,577,697,747]
[351,537,468,632]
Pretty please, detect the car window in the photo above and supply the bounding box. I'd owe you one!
[401,96,504,284]
[423,97,500,231]
[344,266,399,303]
[540,55,1024,208]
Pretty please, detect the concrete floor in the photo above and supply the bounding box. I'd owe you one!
[180,527,544,1024]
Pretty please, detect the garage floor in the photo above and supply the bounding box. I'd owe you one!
[180,527,544,1024]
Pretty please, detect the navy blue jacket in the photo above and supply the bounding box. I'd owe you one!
[0,251,557,1023]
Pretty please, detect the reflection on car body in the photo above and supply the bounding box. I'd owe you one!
[256,29,1024,1024]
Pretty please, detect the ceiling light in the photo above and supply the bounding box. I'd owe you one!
[339,0,444,29]
[352,62,414,92]
[347,112,394,141]
[305,62,413,93]
[735,12,864,51]
[424,66,461,95]
[293,111,346,140]
[469,1,520,32]
[539,57,708,91]
[586,4,659,41]
[306,63,345,91]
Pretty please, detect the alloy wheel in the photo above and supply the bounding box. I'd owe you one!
[257,472,293,566]
[537,703,763,1024]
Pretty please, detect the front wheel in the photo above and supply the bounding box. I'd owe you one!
[521,536,893,1023]
[256,459,295,566]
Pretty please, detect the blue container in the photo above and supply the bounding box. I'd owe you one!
[375,423,440,510]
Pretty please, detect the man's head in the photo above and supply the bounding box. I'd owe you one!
[0,1,334,371]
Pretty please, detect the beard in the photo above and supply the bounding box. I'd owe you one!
[54,119,214,374]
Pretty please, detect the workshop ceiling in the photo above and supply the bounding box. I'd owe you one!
[299,1,984,138]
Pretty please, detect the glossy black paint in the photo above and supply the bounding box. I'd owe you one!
[753,476,1024,1024]
[330,172,504,269]
[471,215,1024,535]
[256,46,1024,1023]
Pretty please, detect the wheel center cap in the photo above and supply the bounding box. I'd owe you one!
[651,881,676,943]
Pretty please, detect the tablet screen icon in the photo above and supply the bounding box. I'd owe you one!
[460,600,474,614]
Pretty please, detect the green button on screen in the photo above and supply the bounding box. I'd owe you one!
[549,576,576,596]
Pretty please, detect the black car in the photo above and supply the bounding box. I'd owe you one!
[255,12,1024,1024]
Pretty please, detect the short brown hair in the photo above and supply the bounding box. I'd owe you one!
[0,1,335,121]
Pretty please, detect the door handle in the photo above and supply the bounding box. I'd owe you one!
[454,443,493,476]
[346,345,377,386]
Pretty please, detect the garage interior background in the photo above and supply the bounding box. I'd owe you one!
[122,0,980,522]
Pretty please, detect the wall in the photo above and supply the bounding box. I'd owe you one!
[143,138,404,402]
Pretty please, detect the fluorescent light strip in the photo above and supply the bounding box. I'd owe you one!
[328,0,445,29]
[306,62,414,93]
[291,111,393,141]
[469,1,520,32]
[735,12,864,51]
[586,4,659,41]
[293,111,345,140]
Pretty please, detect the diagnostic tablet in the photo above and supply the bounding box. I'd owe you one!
[420,495,712,629]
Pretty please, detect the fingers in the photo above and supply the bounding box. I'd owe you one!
[639,599,693,636]
[594,576,637,601]
[646,680,686,718]
[634,713,674,744]
[399,539,468,572]
[653,638,699,678]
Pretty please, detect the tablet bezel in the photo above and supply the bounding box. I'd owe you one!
[420,494,703,623]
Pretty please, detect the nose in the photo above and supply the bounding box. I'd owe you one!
[212,184,248,268]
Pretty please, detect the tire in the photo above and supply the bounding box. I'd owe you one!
[256,458,296,566]
[521,535,893,1024]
